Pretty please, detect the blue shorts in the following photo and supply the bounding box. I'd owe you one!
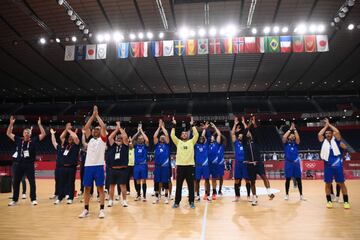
[195,165,210,180]
[217,164,224,177]
[324,166,345,183]
[134,164,148,180]
[284,161,302,178]
[234,161,248,180]
[209,164,220,179]
[154,166,170,183]
[84,165,105,187]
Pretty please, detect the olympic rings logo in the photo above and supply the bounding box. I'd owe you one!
[305,163,316,168]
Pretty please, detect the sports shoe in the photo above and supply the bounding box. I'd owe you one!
[195,196,201,202]
[153,198,160,204]
[251,198,258,206]
[115,195,120,201]
[65,195,69,200]
[22,194,26,199]
[190,202,195,209]
[333,196,339,202]
[126,191,130,195]
[326,201,333,209]
[218,191,223,196]
[8,201,17,206]
[269,193,275,200]
[67,199,73,205]
[164,198,169,204]
[247,196,252,202]
[142,197,147,202]
[212,194,217,200]
[107,200,113,207]
[98,209,105,219]
[172,203,179,209]
[31,200,38,206]
[207,196,212,202]
[284,195,289,201]
[343,202,350,209]
[78,209,89,218]
[233,197,240,202]
[300,195,306,201]
[151,192,155,196]
[203,194,208,201]
[330,194,335,202]
[54,199,61,205]
[49,195,56,200]
[134,196,141,201]
[122,200,128,207]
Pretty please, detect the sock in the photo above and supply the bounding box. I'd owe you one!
[212,189,216,195]
[142,183,147,198]
[135,183,141,196]
[85,205,89,211]
[330,185,334,195]
[266,188,271,195]
[343,195,349,203]
[326,195,332,202]
[155,192,159,198]
[336,184,341,197]
[100,204,104,210]
[296,178,303,195]
[285,178,290,195]
[234,183,240,197]
[246,182,251,197]
[165,192,168,198]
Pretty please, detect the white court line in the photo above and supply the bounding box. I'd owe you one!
[200,200,209,240]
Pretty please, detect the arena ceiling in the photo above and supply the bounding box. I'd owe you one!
[0,0,360,100]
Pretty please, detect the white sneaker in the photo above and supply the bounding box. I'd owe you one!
[330,194,335,201]
[170,195,174,200]
[233,197,240,202]
[134,196,141,201]
[65,195,69,200]
[300,195,307,201]
[164,198,169,204]
[31,200,38,206]
[122,200,128,207]
[151,192,155,196]
[67,199,73,204]
[98,209,105,219]
[22,194,26,199]
[284,195,289,201]
[142,197,147,202]
[153,198,160,204]
[334,196,339,202]
[78,209,89,218]
[195,196,201,202]
[107,200,113,207]
[247,196,252,202]
[8,201,17,206]
[251,197,257,206]
[115,195,120,201]
[54,199,61,205]
[207,196,212,202]
[126,191,130,195]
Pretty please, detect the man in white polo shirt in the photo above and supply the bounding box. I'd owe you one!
[79,106,107,219]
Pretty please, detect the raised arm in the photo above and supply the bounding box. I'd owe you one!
[293,123,300,145]
[153,120,162,145]
[318,118,329,142]
[160,120,170,144]
[139,128,150,147]
[94,106,107,138]
[60,123,71,145]
[241,116,249,129]
[210,122,221,144]
[108,125,119,146]
[190,116,199,145]
[81,129,88,149]
[6,116,16,142]
[170,116,179,146]
[231,117,239,143]
[84,106,97,139]
[50,128,58,149]
[37,117,46,141]
[118,121,129,146]
[327,120,341,141]
[67,129,80,145]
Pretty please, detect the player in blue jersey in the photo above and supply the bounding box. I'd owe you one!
[282,123,305,201]
[216,135,227,196]
[130,123,150,202]
[318,118,350,209]
[231,117,251,202]
[152,119,171,204]
[194,122,211,202]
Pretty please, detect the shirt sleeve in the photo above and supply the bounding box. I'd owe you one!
[32,135,40,144]
[191,126,199,145]
[170,128,179,146]
[101,135,107,143]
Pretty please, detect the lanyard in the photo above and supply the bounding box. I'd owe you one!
[21,140,30,157]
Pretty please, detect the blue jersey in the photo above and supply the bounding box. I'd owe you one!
[154,143,170,167]
[284,142,299,162]
[134,144,148,165]
[325,139,343,167]
[234,140,245,162]
[217,144,225,166]
[195,143,208,166]
[208,142,219,165]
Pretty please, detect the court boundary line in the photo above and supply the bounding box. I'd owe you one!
[201,200,209,240]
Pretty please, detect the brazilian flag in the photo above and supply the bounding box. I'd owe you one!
[265,36,280,53]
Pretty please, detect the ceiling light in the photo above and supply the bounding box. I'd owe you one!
[317,24,325,32]
[58,0,64,5]
[71,36,77,42]
[83,29,89,34]
[348,23,355,30]
[309,24,316,33]
[334,17,340,23]
[104,33,111,41]
[158,32,164,39]
[225,24,236,37]
[67,9,73,16]
[76,20,82,26]
[263,26,270,34]
[296,24,307,34]
[70,15,76,21]
[146,32,153,39]
[138,32,144,39]
[96,34,104,42]
[79,25,85,30]
[251,28,257,34]
[342,6,349,13]
[189,29,196,37]
[113,32,124,42]
[209,27,217,36]
[39,37,46,44]
[55,38,60,43]
[129,33,136,40]
[273,26,279,33]
[347,0,355,7]
[179,27,189,39]
[198,28,206,37]
[282,27,288,33]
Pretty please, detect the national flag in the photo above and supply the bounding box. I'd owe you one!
[232,37,244,53]
[265,36,280,53]
[96,44,107,59]
[140,42,149,57]
[304,35,316,52]
[64,45,75,61]
[256,37,265,53]
[75,45,86,61]
[209,38,221,54]
[163,40,174,56]
[130,42,141,57]
[151,41,163,57]
[280,36,292,53]
[316,35,329,52]
[186,39,197,56]
[220,38,232,54]
[244,37,256,53]
[174,40,185,56]
[292,36,304,52]
[197,39,208,55]
[117,42,129,59]
[85,44,96,60]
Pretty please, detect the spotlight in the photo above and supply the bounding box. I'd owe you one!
[138,32,144,39]
[198,28,206,37]
[55,38,60,43]
[334,17,340,23]
[251,28,257,34]
[342,6,349,13]
[70,15,76,21]
[71,36,77,42]
[225,24,236,37]
[158,32,164,39]
[189,29,196,37]
[67,9,73,16]
[146,32,153,39]
[76,20,82,26]
[317,24,325,32]
[104,33,111,41]
[96,34,104,42]
[129,33,136,40]
[65,37,70,42]
[347,0,355,7]
[83,28,89,34]
[339,12,346,18]
[281,26,288,33]
[49,38,54,43]
[39,37,46,44]
[79,25,85,30]
[113,32,124,42]
[330,22,335,27]
[273,26,279,33]
[219,28,226,36]
[263,26,270,34]
[296,24,307,34]
[82,37,88,41]
[58,0,64,5]
[179,27,189,39]
[209,27,217,36]
[348,23,355,30]
[309,24,317,33]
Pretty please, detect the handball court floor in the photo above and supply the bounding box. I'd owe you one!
[0,180,359,240]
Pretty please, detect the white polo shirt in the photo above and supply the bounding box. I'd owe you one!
[85,136,107,167]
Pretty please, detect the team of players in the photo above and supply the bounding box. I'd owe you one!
[6,106,351,218]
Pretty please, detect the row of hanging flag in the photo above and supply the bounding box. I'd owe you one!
[64,35,329,61]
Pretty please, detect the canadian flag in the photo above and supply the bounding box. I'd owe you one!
[86,44,96,60]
